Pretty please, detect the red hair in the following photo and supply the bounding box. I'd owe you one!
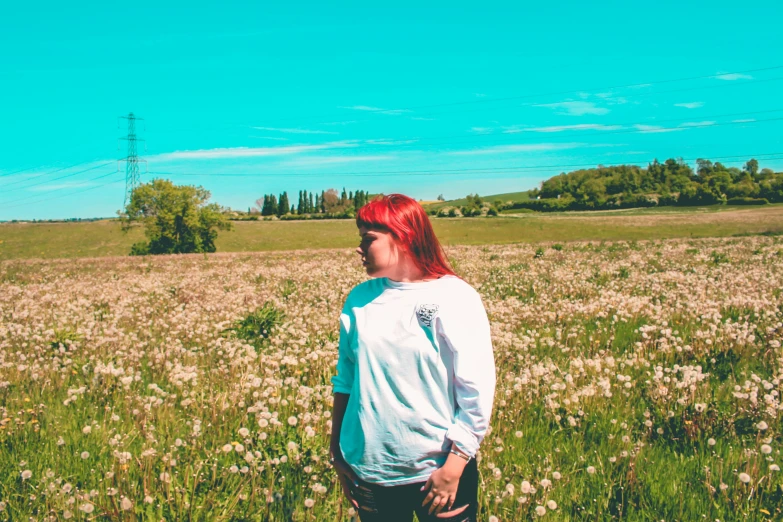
[356,194,457,278]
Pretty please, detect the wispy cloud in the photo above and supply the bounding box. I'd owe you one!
[674,102,704,109]
[281,155,396,167]
[411,116,436,121]
[679,121,716,128]
[449,142,586,156]
[322,120,357,126]
[248,136,289,141]
[31,182,101,191]
[715,73,753,81]
[634,124,685,134]
[470,127,493,134]
[364,139,418,145]
[732,118,756,123]
[535,101,609,116]
[152,141,357,160]
[505,123,623,134]
[339,105,412,115]
[251,126,338,135]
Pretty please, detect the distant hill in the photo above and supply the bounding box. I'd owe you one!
[424,191,532,211]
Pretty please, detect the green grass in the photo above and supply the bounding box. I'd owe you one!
[2,205,783,260]
[424,190,532,211]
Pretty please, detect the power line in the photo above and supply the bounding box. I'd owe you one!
[146,151,783,179]
[2,171,125,211]
[0,161,114,196]
[1,159,108,189]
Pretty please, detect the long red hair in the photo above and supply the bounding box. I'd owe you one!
[356,194,457,278]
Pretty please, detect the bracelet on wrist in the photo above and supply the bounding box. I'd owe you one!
[449,449,471,462]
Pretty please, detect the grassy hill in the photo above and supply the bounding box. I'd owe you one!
[424,191,532,211]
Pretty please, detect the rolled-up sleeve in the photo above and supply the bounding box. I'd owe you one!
[439,289,496,458]
[331,303,355,394]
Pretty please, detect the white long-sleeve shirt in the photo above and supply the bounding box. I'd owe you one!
[331,274,496,486]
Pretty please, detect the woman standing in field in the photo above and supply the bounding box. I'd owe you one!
[330,194,496,522]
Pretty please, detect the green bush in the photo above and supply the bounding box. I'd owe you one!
[222,302,285,348]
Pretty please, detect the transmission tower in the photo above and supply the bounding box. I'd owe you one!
[118,113,147,207]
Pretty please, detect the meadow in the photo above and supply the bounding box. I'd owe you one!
[1,234,782,521]
[1,204,783,260]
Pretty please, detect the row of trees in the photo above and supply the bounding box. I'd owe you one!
[255,188,371,217]
[522,158,782,211]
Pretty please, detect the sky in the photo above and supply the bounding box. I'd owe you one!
[1,0,782,220]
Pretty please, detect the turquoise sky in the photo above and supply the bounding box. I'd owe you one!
[1,0,782,220]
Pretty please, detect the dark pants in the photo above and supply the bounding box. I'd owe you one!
[349,458,478,522]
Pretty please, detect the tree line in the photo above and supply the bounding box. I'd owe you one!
[517,158,783,211]
[254,188,371,218]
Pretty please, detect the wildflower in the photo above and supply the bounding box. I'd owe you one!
[770,464,780,471]
[121,498,133,510]
[757,421,768,431]
[21,470,32,480]
[738,473,751,484]
[586,466,596,474]
[239,427,250,438]
[80,451,90,460]
[552,471,561,480]
[304,498,315,508]
[547,500,557,510]
[79,503,94,514]
[535,505,546,516]
[222,444,233,453]
[287,416,298,426]
[515,430,523,438]
[707,438,716,446]
[82,426,92,434]
[761,444,772,454]
[521,480,531,493]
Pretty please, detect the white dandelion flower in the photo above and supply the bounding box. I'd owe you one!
[547,500,557,510]
[80,451,90,460]
[304,498,315,508]
[761,444,772,454]
[738,473,751,484]
[121,497,133,510]
[222,444,233,453]
[586,466,596,474]
[535,505,546,516]
[21,470,32,480]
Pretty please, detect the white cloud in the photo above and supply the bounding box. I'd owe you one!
[152,141,357,160]
[679,121,716,128]
[449,142,586,156]
[411,116,436,121]
[251,126,338,135]
[364,139,418,145]
[634,125,684,134]
[732,118,756,123]
[248,136,289,141]
[715,73,753,81]
[535,101,609,116]
[340,105,412,115]
[281,155,396,167]
[470,127,493,134]
[674,102,704,109]
[505,123,623,134]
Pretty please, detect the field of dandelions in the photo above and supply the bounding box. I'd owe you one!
[1,236,783,521]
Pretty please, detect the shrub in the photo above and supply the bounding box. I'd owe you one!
[222,302,284,348]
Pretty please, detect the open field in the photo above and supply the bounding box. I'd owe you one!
[2,205,783,261]
[1,236,782,520]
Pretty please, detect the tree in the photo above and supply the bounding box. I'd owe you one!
[297,191,304,215]
[744,158,759,177]
[309,192,314,213]
[278,192,290,216]
[437,194,445,201]
[119,179,232,255]
[323,188,340,213]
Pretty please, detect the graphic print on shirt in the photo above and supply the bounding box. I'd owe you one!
[415,304,440,327]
